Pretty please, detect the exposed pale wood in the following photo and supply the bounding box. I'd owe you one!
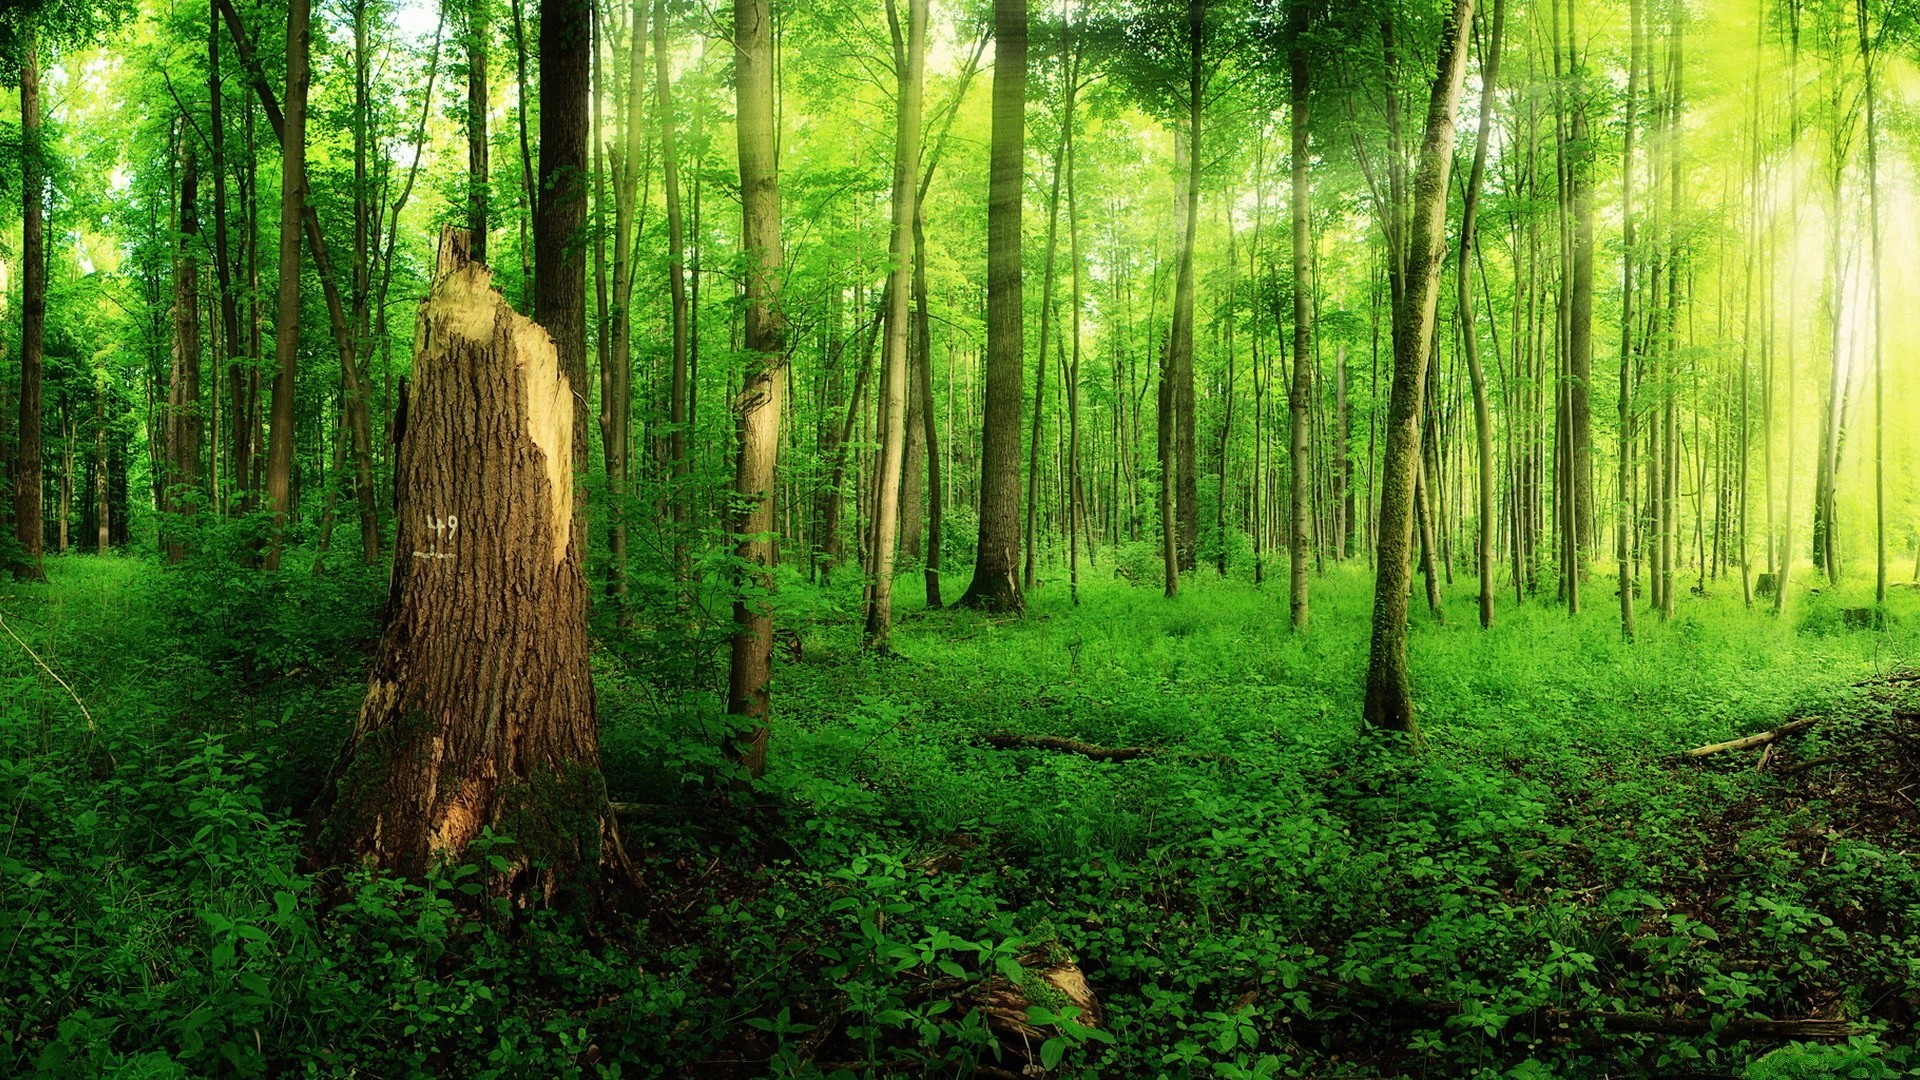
[1683,716,1819,758]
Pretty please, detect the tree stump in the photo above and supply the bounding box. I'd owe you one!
[312,228,631,906]
[1755,572,1776,599]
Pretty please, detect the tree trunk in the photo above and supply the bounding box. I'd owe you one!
[1858,0,1885,605]
[1362,0,1474,738]
[865,0,926,650]
[1617,0,1641,637]
[468,0,490,262]
[958,0,1026,613]
[727,0,787,777]
[263,0,309,571]
[1172,0,1204,574]
[536,0,593,494]
[12,29,46,582]
[1288,0,1313,629]
[311,230,630,906]
[655,0,691,583]
[1458,0,1503,630]
[167,145,204,563]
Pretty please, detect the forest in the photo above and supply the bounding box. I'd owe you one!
[2,0,1920,1073]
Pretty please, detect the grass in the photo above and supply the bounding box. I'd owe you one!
[4,549,1920,1078]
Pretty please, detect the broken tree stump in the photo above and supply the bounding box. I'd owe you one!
[311,227,631,907]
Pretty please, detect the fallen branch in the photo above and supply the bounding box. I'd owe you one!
[1778,755,1841,775]
[977,733,1234,765]
[1683,717,1819,758]
[979,733,1159,761]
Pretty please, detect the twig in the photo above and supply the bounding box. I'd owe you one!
[977,733,1234,765]
[0,608,114,767]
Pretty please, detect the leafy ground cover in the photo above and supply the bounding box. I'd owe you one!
[4,553,1919,1078]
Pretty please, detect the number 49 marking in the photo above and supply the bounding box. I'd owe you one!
[429,515,459,541]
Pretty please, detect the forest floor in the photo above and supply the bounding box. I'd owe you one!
[4,552,1920,1078]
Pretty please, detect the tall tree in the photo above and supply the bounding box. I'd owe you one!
[656,0,690,578]
[1287,0,1312,630]
[726,0,787,775]
[468,0,489,261]
[166,144,203,563]
[957,0,1027,613]
[865,0,927,650]
[536,0,593,482]
[1457,0,1503,630]
[262,0,309,571]
[1362,0,1475,738]
[11,24,46,581]
[1858,0,1885,605]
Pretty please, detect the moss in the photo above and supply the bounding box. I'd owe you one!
[494,761,612,898]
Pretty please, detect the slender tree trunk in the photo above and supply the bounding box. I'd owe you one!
[726,0,787,776]
[864,0,926,650]
[1172,0,1204,574]
[167,146,204,563]
[12,30,47,581]
[1858,0,1885,605]
[1025,114,1068,593]
[1288,0,1313,630]
[468,0,490,261]
[958,0,1026,613]
[263,0,309,570]
[653,0,691,585]
[1617,0,1641,636]
[1458,0,1503,630]
[1363,0,1474,738]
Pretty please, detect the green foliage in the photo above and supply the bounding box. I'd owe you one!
[7,553,1920,1076]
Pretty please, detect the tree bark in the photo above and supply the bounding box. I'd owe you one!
[958,0,1027,613]
[11,30,46,582]
[1458,0,1503,630]
[864,0,926,650]
[727,0,787,776]
[263,0,309,570]
[655,0,691,583]
[312,230,630,906]
[167,145,204,563]
[1173,0,1204,574]
[1288,0,1313,630]
[468,0,490,262]
[536,0,593,490]
[1362,0,1475,738]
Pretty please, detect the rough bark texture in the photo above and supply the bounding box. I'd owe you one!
[957,0,1026,613]
[312,231,629,905]
[1362,0,1474,737]
[536,0,593,481]
[727,0,787,776]
[263,0,309,570]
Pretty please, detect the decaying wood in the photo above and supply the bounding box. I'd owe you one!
[1683,717,1819,758]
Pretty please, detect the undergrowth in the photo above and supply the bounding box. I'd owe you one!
[3,551,1919,1078]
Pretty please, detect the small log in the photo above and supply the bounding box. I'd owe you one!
[978,733,1236,765]
[980,733,1159,761]
[1778,755,1841,775]
[1683,717,1819,758]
